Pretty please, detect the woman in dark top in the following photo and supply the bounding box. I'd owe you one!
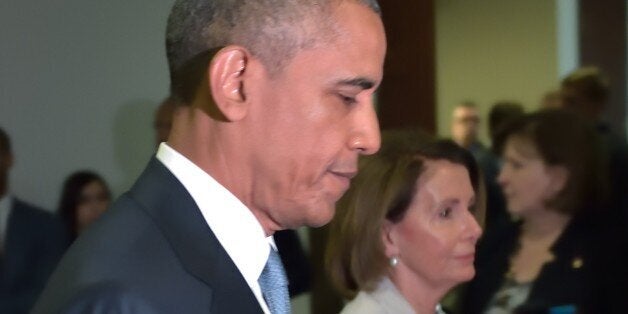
[58,170,111,241]
[459,109,628,314]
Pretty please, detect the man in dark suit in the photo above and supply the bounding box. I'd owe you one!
[153,96,312,298]
[33,0,386,313]
[0,127,68,314]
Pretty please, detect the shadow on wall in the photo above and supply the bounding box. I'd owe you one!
[112,99,156,195]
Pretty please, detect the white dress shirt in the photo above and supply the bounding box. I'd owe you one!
[0,194,12,253]
[156,143,273,313]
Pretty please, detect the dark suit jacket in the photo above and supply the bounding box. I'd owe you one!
[0,199,68,314]
[32,158,263,314]
[459,215,628,314]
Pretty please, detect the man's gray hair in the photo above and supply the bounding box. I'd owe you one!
[165,0,380,103]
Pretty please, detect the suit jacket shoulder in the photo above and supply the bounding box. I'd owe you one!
[0,199,68,314]
[33,158,263,314]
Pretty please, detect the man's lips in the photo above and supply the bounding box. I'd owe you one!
[328,170,357,193]
[329,170,358,180]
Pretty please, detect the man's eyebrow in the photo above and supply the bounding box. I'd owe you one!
[335,77,376,90]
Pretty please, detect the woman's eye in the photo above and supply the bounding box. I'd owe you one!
[505,158,523,170]
[439,207,452,218]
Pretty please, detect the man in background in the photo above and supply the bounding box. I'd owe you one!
[450,101,499,183]
[0,127,68,314]
[34,0,386,313]
[451,101,483,152]
[451,101,502,228]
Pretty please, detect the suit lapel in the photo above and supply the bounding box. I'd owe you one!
[129,158,263,313]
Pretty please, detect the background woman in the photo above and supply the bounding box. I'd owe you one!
[58,170,111,241]
[460,109,628,313]
[326,139,483,314]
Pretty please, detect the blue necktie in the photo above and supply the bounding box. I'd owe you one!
[258,248,290,314]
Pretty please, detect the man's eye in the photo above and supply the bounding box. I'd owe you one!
[339,94,357,105]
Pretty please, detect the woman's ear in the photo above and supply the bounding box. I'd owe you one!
[381,220,399,258]
[547,165,569,195]
[208,46,249,121]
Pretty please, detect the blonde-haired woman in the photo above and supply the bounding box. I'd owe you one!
[327,140,483,313]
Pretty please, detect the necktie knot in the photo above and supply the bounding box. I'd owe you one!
[258,248,290,314]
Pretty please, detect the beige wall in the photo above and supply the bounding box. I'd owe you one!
[436,0,558,143]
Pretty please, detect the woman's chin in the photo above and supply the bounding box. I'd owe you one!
[453,267,476,283]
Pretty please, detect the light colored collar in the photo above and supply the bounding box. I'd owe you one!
[155,143,272,310]
[372,276,417,314]
[373,277,446,314]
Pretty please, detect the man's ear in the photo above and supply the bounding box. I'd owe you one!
[208,46,249,121]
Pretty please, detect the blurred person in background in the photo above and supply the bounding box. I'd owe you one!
[451,101,483,152]
[460,109,628,313]
[539,90,562,110]
[153,96,178,148]
[488,101,525,156]
[452,101,503,240]
[481,101,525,233]
[560,66,628,235]
[450,101,498,210]
[561,67,609,119]
[58,170,111,242]
[327,139,482,314]
[0,127,68,313]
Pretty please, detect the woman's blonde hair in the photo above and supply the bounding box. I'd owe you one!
[326,138,482,299]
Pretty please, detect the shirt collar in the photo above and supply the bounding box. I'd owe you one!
[155,143,270,290]
[373,277,416,314]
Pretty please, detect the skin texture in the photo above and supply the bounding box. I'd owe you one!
[75,180,110,234]
[383,159,482,313]
[169,1,386,235]
[451,105,480,149]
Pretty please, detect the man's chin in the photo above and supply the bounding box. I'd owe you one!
[302,204,337,228]
[277,198,339,229]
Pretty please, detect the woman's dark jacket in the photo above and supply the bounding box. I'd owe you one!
[458,214,628,314]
